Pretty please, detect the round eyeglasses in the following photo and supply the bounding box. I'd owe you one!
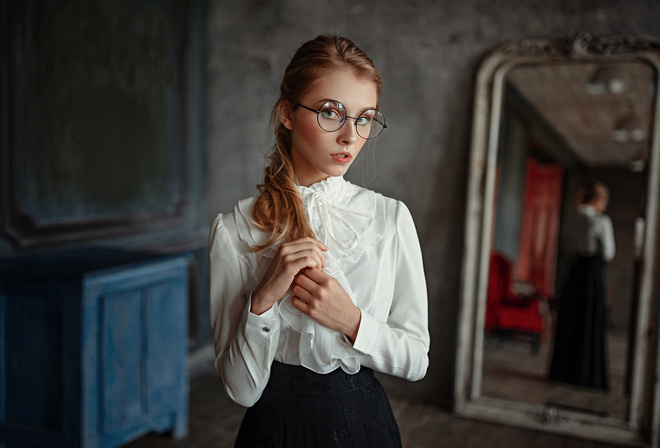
[297,101,387,140]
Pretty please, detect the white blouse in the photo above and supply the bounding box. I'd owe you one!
[209,176,430,407]
[571,205,616,262]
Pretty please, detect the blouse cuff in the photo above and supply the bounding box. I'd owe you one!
[245,295,280,340]
[351,309,379,354]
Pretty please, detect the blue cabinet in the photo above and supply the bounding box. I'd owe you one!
[0,249,190,448]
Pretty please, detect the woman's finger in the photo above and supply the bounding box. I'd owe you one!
[280,243,326,270]
[291,282,312,302]
[291,295,310,312]
[282,237,328,253]
[293,270,323,296]
[284,253,323,274]
[299,267,329,284]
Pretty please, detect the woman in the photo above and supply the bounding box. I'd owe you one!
[549,179,615,389]
[209,35,429,447]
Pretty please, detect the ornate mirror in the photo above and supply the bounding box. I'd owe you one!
[455,33,660,446]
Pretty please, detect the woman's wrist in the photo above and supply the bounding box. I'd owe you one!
[344,307,362,345]
[250,292,273,315]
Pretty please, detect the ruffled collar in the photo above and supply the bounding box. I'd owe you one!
[579,204,598,217]
[234,176,386,272]
[298,177,372,266]
[297,175,345,198]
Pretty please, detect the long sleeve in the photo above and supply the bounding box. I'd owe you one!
[208,214,281,407]
[598,214,616,262]
[351,202,430,381]
[572,206,616,262]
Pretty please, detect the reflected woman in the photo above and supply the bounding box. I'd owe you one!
[549,179,615,389]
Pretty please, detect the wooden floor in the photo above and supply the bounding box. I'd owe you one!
[123,348,627,448]
[482,329,629,420]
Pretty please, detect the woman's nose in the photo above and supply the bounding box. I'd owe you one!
[337,120,358,145]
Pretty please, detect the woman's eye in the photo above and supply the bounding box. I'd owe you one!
[320,109,340,120]
[357,111,375,126]
[356,115,372,126]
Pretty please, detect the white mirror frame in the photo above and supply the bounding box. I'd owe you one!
[454,33,660,447]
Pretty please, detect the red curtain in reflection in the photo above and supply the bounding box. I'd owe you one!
[515,159,564,297]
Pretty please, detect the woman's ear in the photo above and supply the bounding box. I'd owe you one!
[279,100,294,131]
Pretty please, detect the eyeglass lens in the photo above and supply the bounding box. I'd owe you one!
[316,101,385,140]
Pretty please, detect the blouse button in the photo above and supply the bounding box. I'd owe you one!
[262,326,271,333]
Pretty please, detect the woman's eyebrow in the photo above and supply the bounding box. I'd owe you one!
[313,98,378,112]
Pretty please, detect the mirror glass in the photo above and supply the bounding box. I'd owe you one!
[482,61,654,420]
[454,34,660,447]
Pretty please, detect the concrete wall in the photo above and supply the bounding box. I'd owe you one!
[204,0,660,406]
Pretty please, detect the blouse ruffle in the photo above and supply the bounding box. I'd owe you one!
[233,176,388,374]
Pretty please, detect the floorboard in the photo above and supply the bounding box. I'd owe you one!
[122,348,632,448]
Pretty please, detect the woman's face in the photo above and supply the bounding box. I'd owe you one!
[587,187,609,213]
[594,193,609,213]
[281,69,379,187]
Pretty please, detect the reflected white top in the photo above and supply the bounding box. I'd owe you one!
[570,205,616,262]
[209,176,430,407]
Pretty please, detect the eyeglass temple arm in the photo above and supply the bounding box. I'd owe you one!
[297,103,319,113]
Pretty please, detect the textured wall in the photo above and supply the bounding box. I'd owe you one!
[205,0,660,406]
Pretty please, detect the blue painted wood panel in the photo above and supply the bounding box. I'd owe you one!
[100,289,144,433]
[0,250,189,448]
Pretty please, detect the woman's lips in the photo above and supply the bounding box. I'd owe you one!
[331,152,352,163]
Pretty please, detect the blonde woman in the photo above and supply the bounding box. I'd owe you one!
[549,179,615,389]
[209,35,429,447]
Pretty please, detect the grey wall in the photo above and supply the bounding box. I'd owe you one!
[205,0,660,407]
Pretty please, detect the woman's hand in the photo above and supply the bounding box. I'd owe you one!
[251,238,328,315]
[291,268,361,344]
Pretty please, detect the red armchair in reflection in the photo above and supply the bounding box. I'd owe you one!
[486,251,543,353]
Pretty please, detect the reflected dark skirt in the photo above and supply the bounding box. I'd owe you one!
[234,361,402,448]
[549,255,608,389]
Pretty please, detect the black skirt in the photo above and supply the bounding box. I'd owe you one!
[234,361,402,448]
[549,255,609,389]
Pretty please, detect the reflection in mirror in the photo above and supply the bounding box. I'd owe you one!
[454,34,660,447]
[482,61,654,421]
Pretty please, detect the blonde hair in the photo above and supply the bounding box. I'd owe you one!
[250,35,382,251]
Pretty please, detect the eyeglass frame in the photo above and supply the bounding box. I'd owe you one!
[296,101,387,140]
